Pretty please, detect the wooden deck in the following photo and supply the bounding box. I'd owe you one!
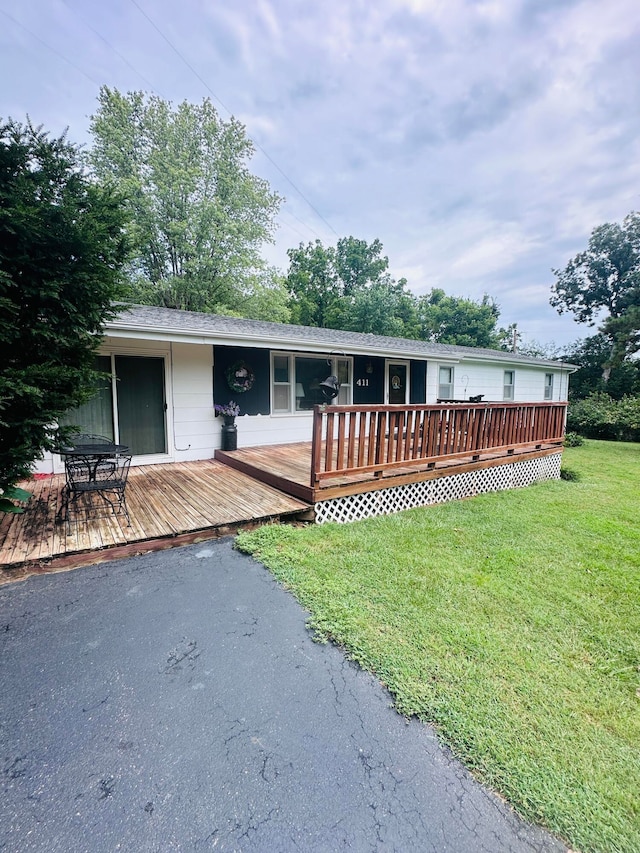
[1,404,566,578]
[0,460,310,580]
[216,439,564,503]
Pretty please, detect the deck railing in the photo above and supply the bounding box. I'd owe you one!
[311,401,567,486]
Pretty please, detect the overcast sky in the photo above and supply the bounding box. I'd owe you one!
[2,0,639,346]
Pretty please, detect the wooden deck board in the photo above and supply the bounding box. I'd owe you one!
[0,460,309,573]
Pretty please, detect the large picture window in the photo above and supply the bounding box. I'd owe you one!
[271,353,352,413]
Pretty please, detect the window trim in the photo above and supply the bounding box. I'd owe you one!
[438,365,455,400]
[544,373,554,401]
[385,359,411,405]
[503,370,515,401]
[270,351,353,414]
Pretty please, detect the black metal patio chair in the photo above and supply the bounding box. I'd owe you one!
[59,454,132,528]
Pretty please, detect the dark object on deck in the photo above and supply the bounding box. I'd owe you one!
[221,421,237,451]
[437,396,485,404]
[58,435,131,526]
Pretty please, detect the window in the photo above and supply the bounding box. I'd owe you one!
[438,366,454,400]
[272,355,291,412]
[336,358,352,405]
[271,353,352,412]
[503,370,515,401]
[544,373,554,401]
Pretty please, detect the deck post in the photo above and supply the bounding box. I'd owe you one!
[311,406,324,487]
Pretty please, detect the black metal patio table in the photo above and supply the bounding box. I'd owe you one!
[60,440,130,476]
[58,436,131,525]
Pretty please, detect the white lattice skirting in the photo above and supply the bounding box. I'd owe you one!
[314,452,562,525]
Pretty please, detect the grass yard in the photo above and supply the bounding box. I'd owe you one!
[236,440,640,853]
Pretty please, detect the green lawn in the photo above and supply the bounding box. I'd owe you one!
[236,440,640,853]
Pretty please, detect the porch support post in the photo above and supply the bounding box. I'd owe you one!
[311,405,323,487]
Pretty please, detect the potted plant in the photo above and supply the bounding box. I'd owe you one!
[215,400,240,424]
[215,401,240,450]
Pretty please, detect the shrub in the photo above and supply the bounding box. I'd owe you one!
[563,432,584,447]
[560,467,580,481]
[567,392,640,441]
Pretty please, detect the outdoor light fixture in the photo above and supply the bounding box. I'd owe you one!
[319,374,340,401]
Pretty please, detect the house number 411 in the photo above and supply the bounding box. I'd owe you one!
[356,378,370,387]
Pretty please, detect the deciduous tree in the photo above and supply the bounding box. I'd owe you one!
[417,289,503,348]
[560,334,639,400]
[551,212,640,370]
[286,239,343,327]
[286,236,418,336]
[89,87,281,313]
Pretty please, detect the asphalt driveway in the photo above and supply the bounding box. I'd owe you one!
[0,539,565,852]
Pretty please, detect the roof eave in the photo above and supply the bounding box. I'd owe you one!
[105,315,578,370]
[105,320,462,361]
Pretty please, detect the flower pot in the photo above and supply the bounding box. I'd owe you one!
[223,415,236,427]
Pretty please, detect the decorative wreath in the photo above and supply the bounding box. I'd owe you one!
[225,360,255,394]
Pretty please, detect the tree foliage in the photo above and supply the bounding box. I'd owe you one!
[285,237,513,347]
[559,334,639,401]
[345,277,419,338]
[287,238,345,328]
[234,270,291,324]
[0,119,128,495]
[416,289,504,348]
[89,87,281,313]
[551,212,640,367]
[286,236,405,330]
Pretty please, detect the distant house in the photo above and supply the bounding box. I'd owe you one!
[36,303,576,474]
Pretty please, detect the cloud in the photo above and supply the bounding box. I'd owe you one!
[2,0,639,346]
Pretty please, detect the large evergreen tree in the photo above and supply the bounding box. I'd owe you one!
[0,119,128,498]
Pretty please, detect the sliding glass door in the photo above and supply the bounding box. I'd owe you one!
[115,356,166,455]
[62,354,167,456]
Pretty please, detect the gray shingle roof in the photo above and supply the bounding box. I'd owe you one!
[108,303,576,369]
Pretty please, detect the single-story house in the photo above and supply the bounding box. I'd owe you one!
[35,303,576,476]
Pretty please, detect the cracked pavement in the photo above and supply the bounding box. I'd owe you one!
[0,539,566,852]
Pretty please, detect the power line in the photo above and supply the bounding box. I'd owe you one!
[2,1,339,246]
[277,212,312,243]
[127,0,339,239]
[0,6,103,89]
[58,0,166,98]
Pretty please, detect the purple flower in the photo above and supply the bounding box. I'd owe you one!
[215,400,240,417]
